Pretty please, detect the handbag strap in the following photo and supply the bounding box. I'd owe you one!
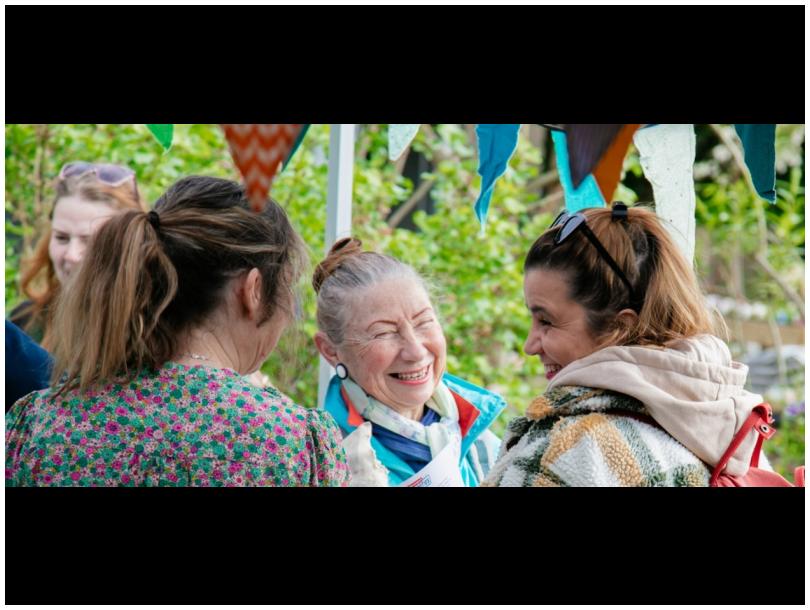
[710,403,775,486]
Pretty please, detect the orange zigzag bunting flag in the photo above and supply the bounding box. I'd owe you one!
[221,124,303,212]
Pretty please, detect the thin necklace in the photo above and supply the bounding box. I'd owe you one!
[182,352,212,361]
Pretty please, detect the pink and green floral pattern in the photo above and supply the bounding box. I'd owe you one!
[6,363,349,487]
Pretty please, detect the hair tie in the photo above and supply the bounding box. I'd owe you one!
[611,201,628,221]
[146,210,161,231]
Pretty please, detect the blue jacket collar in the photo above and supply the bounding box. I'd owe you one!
[323,373,507,484]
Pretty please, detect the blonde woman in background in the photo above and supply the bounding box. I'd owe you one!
[11,162,145,347]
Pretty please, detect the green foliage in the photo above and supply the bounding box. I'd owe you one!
[769,412,805,480]
[5,123,236,312]
[694,124,805,322]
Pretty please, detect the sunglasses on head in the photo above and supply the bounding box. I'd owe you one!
[549,203,641,313]
[58,161,137,190]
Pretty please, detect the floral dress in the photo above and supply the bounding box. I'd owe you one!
[5,362,349,487]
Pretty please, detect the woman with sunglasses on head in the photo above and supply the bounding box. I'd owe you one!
[6,176,349,486]
[483,202,767,487]
[10,162,145,348]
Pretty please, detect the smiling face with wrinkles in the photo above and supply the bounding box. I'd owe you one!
[328,277,447,420]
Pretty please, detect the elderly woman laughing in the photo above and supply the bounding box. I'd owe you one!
[312,237,505,487]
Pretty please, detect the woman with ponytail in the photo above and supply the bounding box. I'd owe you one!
[483,202,769,487]
[6,176,349,487]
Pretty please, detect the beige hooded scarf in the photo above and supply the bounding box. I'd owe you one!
[547,334,763,476]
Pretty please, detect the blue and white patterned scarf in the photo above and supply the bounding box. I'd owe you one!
[342,377,462,461]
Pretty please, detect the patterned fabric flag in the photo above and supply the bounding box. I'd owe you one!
[633,124,697,262]
[734,124,776,203]
[565,124,624,189]
[221,124,304,212]
[473,124,521,227]
[550,128,606,213]
[388,124,421,161]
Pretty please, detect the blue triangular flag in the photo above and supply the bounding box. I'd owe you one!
[473,124,521,227]
[551,129,606,212]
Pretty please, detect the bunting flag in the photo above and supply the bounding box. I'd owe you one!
[633,123,697,262]
[146,124,174,150]
[592,124,640,202]
[388,124,421,161]
[221,124,304,212]
[733,124,776,203]
[550,128,606,213]
[283,124,310,171]
[565,124,625,189]
[473,124,521,227]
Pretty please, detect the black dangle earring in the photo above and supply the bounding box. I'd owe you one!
[335,363,349,380]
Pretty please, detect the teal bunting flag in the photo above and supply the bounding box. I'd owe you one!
[734,124,776,203]
[551,128,606,212]
[283,124,310,171]
[473,124,521,227]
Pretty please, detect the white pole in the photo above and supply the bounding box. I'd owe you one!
[318,124,355,409]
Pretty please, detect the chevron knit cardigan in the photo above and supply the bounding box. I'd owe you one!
[482,385,710,487]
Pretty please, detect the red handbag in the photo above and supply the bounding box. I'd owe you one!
[710,403,805,487]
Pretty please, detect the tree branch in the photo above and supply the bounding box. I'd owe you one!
[528,189,564,216]
[465,124,477,161]
[387,177,436,228]
[393,145,410,176]
[526,169,559,193]
[29,124,50,251]
[709,123,768,253]
[356,124,375,161]
[753,252,805,321]
[709,123,750,186]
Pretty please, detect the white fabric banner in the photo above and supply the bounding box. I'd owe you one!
[633,124,697,263]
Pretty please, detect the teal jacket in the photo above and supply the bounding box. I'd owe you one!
[323,372,506,486]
